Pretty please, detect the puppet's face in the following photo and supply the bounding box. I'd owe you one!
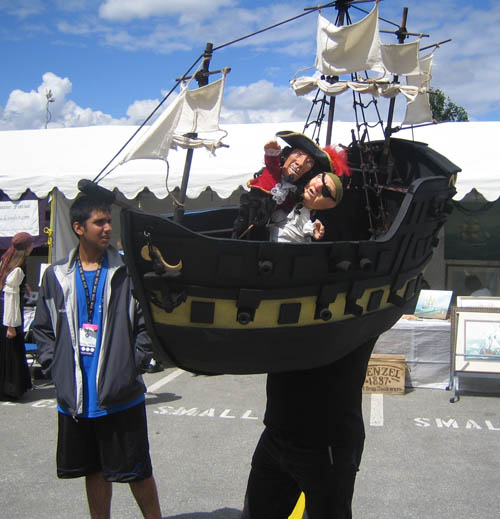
[302,173,337,210]
[282,148,315,182]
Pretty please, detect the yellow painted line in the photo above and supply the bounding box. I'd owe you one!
[149,279,416,329]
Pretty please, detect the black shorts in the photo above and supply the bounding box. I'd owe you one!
[57,402,153,482]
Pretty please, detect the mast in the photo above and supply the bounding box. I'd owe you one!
[174,42,214,223]
[324,0,349,146]
[380,7,425,178]
[383,8,408,143]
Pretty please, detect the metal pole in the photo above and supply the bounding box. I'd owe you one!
[175,135,196,222]
[175,43,213,223]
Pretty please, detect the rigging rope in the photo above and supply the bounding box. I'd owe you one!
[213,9,314,52]
[93,0,428,185]
[93,57,204,183]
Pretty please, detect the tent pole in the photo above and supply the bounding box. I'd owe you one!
[46,189,56,264]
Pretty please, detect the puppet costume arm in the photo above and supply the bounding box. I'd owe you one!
[248,143,282,194]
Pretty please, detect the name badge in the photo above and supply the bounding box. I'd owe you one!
[79,323,98,356]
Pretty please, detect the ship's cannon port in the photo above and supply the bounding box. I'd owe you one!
[258,260,274,276]
[359,258,373,271]
[319,308,333,321]
[237,310,252,325]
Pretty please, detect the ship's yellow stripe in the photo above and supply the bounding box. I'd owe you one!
[150,278,415,329]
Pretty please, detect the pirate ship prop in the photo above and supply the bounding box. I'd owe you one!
[80,1,459,374]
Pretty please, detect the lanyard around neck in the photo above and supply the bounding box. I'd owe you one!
[76,255,104,323]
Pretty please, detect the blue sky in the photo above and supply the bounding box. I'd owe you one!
[1,0,499,130]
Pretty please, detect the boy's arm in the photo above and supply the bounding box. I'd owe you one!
[31,274,57,378]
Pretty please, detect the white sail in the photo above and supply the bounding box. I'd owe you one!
[121,73,228,164]
[290,76,420,102]
[173,76,227,145]
[292,5,425,107]
[403,53,434,125]
[315,4,382,76]
[120,91,185,163]
[380,40,421,76]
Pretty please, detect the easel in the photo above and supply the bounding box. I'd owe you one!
[448,306,500,403]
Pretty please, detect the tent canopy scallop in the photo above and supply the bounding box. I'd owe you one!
[0,121,498,201]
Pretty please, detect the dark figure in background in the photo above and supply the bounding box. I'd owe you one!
[233,131,339,240]
[242,338,377,519]
[32,195,162,519]
[464,274,492,297]
[0,232,34,400]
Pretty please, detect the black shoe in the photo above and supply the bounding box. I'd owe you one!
[146,361,164,374]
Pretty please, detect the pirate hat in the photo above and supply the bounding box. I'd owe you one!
[276,130,334,172]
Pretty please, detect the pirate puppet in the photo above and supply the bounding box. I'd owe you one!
[270,148,351,243]
[233,130,350,240]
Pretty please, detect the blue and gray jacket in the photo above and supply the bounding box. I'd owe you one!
[32,246,153,416]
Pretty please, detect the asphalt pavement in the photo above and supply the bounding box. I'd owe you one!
[1,367,499,519]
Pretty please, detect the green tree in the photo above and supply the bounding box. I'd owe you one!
[429,88,469,122]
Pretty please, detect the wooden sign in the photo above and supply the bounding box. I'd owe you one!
[363,353,406,394]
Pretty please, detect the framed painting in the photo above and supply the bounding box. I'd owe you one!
[414,290,453,319]
[456,296,500,308]
[451,307,500,374]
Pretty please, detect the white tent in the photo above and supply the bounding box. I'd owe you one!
[1,121,499,202]
[0,121,498,288]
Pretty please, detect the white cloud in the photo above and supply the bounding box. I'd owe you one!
[101,27,192,53]
[126,98,161,125]
[0,72,70,130]
[57,20,99,36]
[0,0,44,19]
[381,0,500,119]
[0,72,402,133]
[0,72,175,130]
[60,100,117,127]
[221,80,313,124]
[0,72,121,130]
[93,1,315,56]
[53,0,92,12]
[2,1,500,131]
[99,0,235,23]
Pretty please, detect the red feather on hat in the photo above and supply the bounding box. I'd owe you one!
[323,146,351,177]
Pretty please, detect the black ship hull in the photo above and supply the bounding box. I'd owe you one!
[120,139,459,374]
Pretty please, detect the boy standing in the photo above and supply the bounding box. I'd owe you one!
[32,195,162,519]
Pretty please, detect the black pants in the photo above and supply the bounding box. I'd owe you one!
[242,428,363,519]
[57,402,152,482]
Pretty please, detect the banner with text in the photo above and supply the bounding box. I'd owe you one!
[0,192,47,250]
